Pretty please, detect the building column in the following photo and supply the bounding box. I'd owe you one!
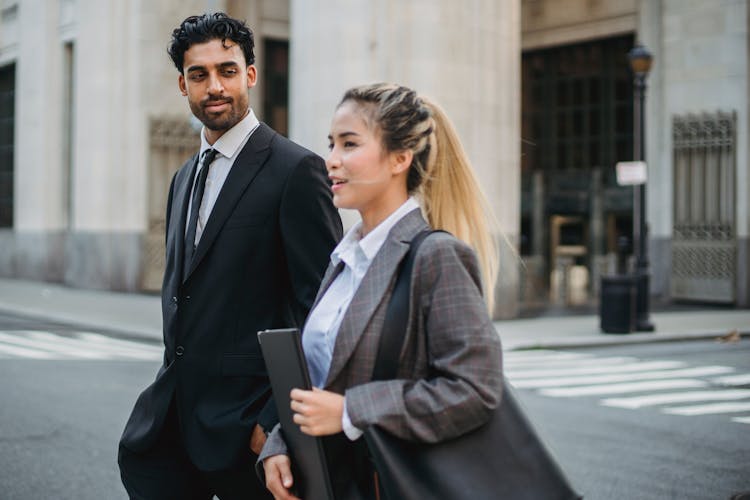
[13,0,66,280]
[290,0,521,318]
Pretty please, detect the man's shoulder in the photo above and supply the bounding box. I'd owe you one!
[262,124,322,164]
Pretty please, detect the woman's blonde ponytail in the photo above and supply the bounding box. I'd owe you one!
[420,98,499,312]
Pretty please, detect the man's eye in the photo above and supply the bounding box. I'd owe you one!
[190,73,205,80]
[223,69,237,75]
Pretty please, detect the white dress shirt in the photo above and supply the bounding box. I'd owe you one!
[302,197,421,440]
[185,109,260,245]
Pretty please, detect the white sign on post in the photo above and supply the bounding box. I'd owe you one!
[616,161,647,186]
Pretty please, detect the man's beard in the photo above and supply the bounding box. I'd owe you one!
[191,95,247,132]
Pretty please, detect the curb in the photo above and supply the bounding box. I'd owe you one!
[0,305,163,343]
[505,329,749,351]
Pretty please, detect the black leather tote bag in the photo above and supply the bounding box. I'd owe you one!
[365,230,581,500]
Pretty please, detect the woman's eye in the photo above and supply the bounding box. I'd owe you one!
[344,141,357,148]
[327,143,334,151]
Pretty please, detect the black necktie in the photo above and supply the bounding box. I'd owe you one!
[183,148,218,280]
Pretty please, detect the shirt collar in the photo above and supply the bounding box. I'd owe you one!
[199,108,260,160]
[331,197,421,266]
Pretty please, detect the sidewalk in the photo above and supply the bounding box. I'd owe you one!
[0,277,747,350]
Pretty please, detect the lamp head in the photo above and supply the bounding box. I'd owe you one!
[628,44,653,76]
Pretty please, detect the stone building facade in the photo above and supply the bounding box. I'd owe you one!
[0,0,747,317]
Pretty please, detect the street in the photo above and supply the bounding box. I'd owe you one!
[0,312,748,499]
[0,313,161,500]
[509,341,750,500]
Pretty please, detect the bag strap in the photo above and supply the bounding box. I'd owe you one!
[372,229,441,381]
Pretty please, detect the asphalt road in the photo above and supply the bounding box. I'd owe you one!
[0,314,160,500]
[0,312,748,499]
[511,341,750,500]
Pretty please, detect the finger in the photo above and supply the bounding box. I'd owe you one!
[292,412,305,426]
[266,459,295,499]
[277,459,294,489]
[265,466,285,497]
[290,388,308,401]
[289,399,305,414]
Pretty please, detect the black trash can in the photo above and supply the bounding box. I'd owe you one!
[599,275,636,334]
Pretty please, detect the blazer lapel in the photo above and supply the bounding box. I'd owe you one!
[325,208,428,386]
[173,154,199,283]
[311,261,345,311]
[184,123,275,282]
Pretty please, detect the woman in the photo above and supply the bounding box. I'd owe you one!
[259,83,504,500]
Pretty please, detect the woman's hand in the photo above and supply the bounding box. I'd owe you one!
[263,454,300,500]
[290,387,344,436]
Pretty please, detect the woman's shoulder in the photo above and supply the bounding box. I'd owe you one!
[417,230,476,260]
[414,230,481,277]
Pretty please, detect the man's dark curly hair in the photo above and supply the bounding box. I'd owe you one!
[168,12,255,73]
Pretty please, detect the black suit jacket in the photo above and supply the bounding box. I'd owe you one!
[120,123,342,471]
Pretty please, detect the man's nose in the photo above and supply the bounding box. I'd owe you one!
[207,73,224,95]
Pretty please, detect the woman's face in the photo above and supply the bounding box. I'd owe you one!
[325,101,398,213]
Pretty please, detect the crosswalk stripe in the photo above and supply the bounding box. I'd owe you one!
[503,350,592,363]
[662,402,750,416]
[712,374,750,386]
[27,331,161,360]
[505,349,750,423]
[512,366,734,389]
[0,341,60,359]
[602,389,750,409]
[75,332,162,353]
[0,330,162,361]
[540,379,708,397]
[504,355,638,369]
[0,332,105,359]
[507,360,686,379]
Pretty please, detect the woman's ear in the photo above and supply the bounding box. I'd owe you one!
[391,150,413,176]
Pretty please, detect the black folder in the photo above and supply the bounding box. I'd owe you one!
[257,328,335,500]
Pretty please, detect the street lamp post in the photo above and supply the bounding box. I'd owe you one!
[628,44,655,332]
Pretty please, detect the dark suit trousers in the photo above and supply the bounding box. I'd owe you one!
[118,400,272,500]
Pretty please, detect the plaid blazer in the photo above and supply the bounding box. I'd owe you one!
[259,207,503,460]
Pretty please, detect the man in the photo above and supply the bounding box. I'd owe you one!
[118,12,342,499]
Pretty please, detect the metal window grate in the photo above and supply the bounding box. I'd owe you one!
[671,111,736,303]
[142,117,200,291]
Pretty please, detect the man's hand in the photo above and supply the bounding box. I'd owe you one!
[263,454,300,500]
[290,387,344,436]
[250,424,267,455]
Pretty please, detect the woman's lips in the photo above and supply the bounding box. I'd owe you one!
[331,179,347,191]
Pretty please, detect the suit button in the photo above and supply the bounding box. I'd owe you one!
[176,345,185,356]
[172,296,178,303]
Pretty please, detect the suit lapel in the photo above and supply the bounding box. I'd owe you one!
[183,123,275,282]
[173,154,199,284]
[325,208,428,386]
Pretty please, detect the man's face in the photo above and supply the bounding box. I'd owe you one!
[178,38,256,141]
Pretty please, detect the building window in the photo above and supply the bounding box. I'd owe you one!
[0,64,14,228]
[263,39,289,137]
[522,35,634,180]
[520,35,635,259]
